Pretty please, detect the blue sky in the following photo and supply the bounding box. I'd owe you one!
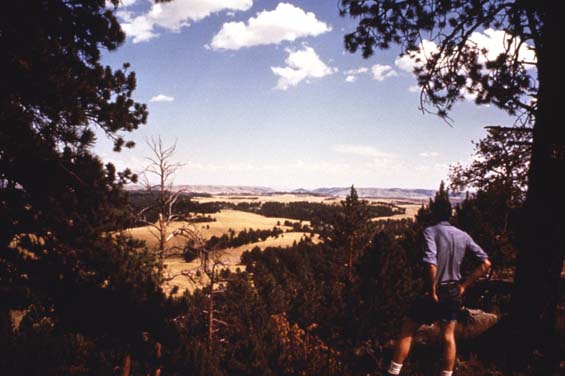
[96,0,522,190]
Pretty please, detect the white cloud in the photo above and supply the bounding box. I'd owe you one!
[106,0,138,8]
[419,151,440,158]
[343,65,397,82]
[343,67,366,82]
[344,67,369,75]
[210,3,331,50]
[394,29,536,100]
[468,29,536,68]
[371,64,398,81]
[394,39,439,74]
[149,94,175,103]
[334,144,393,158]
[271,47,336,90]
[119,0,253,43]
[118,0,137,7]
[395,30,536,73]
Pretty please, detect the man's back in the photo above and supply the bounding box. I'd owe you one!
[422,221,488,283]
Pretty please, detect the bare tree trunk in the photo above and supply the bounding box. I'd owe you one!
[158,213,166,260]
[121,353,131,376]
[509,3,565,372]
[154,342,162,376]
[208,279,214,352]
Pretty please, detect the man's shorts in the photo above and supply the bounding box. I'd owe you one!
[408,281,462,324]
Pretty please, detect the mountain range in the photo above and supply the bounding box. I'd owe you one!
[126,184,458,200]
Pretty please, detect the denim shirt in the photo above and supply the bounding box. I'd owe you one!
[422,221,489,283]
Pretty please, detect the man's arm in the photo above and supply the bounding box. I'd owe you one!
[422,227,438,301]
[459,259,491,295]
[427,263,438,302]
[461,235,491,294]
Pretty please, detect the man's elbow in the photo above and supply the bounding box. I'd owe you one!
[482,259,492,271]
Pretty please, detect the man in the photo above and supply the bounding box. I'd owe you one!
[387,199,491,376]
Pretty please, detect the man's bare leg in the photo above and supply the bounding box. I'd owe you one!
[439,321,457,374]
[387,318,420,374]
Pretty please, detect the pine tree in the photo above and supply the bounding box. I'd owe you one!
[328,186,372,280]
[340,2,564,368]
[0,1,168,372]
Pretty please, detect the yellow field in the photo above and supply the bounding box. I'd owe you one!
[126,197,419,295]
[125,209,308,251]
[126,209,314,294]
[162,231,315,294]
[372,204,422,221]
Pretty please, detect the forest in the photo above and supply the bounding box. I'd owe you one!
[1,1,563,375]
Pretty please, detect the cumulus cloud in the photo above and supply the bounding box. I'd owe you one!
[106,0,138,8]
[334,144,393,158]
[149,94,175,103]
[343,67,366,82]
[396,30,535,75]
[210,3,331,50]
[395,29,536,98]
[118,0,253,43]
[343,65,397,82]
[344,67,369,75]
[271,47,336,90]
[371,64,398,81]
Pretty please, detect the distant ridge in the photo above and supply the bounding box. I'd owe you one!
[126,184,453,199]
[311,187,436,199]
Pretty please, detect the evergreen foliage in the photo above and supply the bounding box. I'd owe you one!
[339,1,564,370]
[0,1,168,373]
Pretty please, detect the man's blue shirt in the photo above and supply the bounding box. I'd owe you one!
[422,221,489,283]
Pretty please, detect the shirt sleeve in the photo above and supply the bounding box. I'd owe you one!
[422,227,437,265]
[466,235,489,261]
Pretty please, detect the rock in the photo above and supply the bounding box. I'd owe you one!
[413,308,499,345]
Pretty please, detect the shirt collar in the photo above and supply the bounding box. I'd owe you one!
[438,221,451,226]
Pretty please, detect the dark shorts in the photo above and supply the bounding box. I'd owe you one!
[408,282,462,324]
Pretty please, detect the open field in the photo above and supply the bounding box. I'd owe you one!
[162,232,315,294]
[372,204,422,221]
[125,209,308,250]
[126,197,420,294]
[126,209,314,294]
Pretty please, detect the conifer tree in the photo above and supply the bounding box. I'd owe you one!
[0,1,167,371]
[339,2,564,368]
[329,186,372,280]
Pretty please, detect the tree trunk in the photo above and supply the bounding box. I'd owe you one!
[509,2,565,371]
[158,213,166,260]
[208,281,214,352]
[121,353,131,376]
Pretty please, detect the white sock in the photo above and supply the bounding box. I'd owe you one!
[440,370,453,376]
[387,361,403,375]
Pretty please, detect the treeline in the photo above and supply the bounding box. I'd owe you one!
[227,200,404,226]
[126,190,222,225]
[126,191,404,229]
[205,227,284,251]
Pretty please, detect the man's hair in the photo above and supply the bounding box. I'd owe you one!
[431,199,452,222]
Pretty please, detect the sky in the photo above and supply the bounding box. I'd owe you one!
[96,0,525,190]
